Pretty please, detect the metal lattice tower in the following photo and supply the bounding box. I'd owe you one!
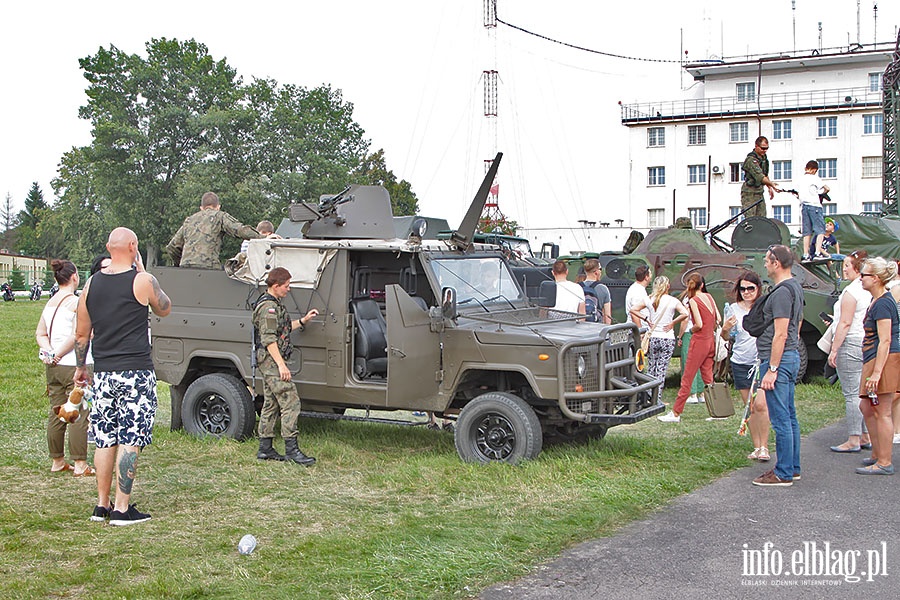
[883,31,900,215]
[480,0,505,224]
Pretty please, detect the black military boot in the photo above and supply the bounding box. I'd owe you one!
[284,437,316,466]
[257,438,285,461]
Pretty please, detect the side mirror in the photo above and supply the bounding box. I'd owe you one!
[441,286,458,319]
[536,280,557,308]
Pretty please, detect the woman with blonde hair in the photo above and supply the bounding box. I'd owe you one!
[629,276,689,405]
[659,273,721,423]
[828,250,872,453]
[856,257,900,474]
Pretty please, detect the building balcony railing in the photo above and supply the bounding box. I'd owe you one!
[620,86,883,124]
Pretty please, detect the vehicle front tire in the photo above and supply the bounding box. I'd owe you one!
[182,373,256,441]
[454,392,542,464]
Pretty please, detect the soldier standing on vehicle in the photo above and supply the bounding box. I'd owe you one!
[166,192,263,269]
[253,267,318,466]
[740,136,781,218]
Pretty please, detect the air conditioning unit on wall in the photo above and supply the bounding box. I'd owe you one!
[711,165,723,175]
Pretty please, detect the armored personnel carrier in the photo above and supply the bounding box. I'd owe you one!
[150,154,663,464]
[556,213,840,381]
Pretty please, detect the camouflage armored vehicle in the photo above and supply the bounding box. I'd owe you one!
[556,214,840,381]
[150,155,663,464]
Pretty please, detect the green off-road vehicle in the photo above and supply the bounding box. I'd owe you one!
[150,154,663,463]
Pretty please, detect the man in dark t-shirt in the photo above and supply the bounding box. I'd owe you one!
[75,227,171,525]
[753,245,803,487]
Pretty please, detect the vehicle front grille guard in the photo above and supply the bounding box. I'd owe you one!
[556,322,665,424]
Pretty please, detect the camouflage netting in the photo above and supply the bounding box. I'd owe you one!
[831,214,900,259]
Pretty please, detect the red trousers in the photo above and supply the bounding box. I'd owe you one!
[673,333,715,415]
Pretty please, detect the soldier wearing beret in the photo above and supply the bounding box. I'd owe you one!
[252,267,318,465]
[167,192,263,269]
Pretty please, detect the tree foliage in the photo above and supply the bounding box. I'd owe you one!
[353,149,419,216]
[50,38,419,265]
[1,193,18,251]
[478,214,520,236]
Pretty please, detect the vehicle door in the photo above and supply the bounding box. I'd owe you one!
[384,284,443,409]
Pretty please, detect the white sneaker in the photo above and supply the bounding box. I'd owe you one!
[894,433,900,444]
[686,394,698,404]
[658,410,680,423]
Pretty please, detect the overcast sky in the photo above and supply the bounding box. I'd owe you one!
[2,1,898,230]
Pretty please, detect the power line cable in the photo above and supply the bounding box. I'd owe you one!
[494,4,681,64]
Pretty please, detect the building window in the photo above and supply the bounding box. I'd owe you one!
[688,125,706,146]
[772,160,792,181]
[817,158,837,179]
[817,117,838,138]
[869,72,882,92]
[648,166,666,186]
[863,114,883,135]
[648,127,665,147]
[729,163,742,183]
[688,207,707,228]
[736,82,756,102]
[729,206,745,223]
[647,208,665,227]
[863,202,883,214]
[863,156,883,178]
[772,119,792,140]
[823,204,837,217]
[730,122,748,143]
[773,205,792,223]
[688,164,707,184]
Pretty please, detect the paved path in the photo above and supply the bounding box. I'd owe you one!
[481,423,898,599]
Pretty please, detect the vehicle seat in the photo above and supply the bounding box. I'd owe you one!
[350,298,388,378]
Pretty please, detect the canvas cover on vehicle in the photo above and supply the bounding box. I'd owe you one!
[226,238,337,288]
[832,214,900,259]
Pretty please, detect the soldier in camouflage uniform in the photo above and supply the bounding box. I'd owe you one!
[740,136,780,218]
[166,192,263,269]
[253,266,319,465]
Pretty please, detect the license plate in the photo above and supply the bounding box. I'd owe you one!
[608,330,629,345]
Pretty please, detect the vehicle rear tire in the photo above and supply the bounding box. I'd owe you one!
[454,392,542,464]
[182,373,256,441]
[169,383,187,431]
[797,341,808,383]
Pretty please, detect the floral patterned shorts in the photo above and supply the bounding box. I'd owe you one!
[90,370,157,449]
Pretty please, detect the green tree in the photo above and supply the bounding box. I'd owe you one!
[1,192,18,250]
[9,267,25,291]
[478,214,520,236]
[16,182,51,256]
[353,149,419,216]
[70,38,243,264]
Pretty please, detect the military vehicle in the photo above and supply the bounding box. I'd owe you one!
[555,209,840,381]
[150,154,663,464]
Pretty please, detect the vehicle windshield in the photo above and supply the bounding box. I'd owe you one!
[500,238,533,259]
[429,257,524,306]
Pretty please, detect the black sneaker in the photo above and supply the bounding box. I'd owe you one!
[108,504,152,526]
[90,505,111,522]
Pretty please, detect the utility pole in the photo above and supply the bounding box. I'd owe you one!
[481,0,505,226]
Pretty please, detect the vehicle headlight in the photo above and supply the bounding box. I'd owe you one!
[577,355,586,379]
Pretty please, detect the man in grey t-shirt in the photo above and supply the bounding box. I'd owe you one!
[753,245,803,487]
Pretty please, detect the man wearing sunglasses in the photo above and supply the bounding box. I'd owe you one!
[753,245,804,487]
[740,136,781,218]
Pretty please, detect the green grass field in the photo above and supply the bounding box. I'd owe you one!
[0,299,843,599]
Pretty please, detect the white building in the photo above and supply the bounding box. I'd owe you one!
[520,44,893,255]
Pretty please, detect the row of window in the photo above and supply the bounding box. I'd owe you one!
[647,201,884,229]
[730,73,881,103]
[647,114,883,148]
[647,157,883,186]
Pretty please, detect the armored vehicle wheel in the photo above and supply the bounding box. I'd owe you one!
[454,392,542,464]
[182,373,256,441]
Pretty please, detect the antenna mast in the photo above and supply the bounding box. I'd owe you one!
[480,0,505,227]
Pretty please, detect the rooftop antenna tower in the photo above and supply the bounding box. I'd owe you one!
[792,1,797,53]
[480,0,505,226]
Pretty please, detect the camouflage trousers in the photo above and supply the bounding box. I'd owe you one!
[257,354,301,439]
[740,189,767,218]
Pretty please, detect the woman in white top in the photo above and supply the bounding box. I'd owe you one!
[630,276,689,405]
[828,250,873,452]
[35,259,94,476]
[721,271,771,461]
